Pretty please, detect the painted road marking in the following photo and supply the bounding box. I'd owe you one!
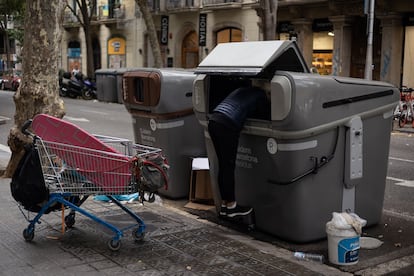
[81,109,108,116]
[0,144,11,153]
[389,156,414,163]
[387,176,414,188]
[64,116,90,122]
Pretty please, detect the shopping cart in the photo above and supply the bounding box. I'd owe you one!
[17,120,166,251]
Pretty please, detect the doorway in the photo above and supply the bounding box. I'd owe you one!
[182,31,199,68]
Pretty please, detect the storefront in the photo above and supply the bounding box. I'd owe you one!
[312,19,334,75]
[107,36,126,68]
[68,41,81,73]
[278,19,334,75]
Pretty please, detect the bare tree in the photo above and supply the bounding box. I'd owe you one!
[258,0,278,40]
[135,0,162,68]
[4,0,66,177]
[66,0,96,78]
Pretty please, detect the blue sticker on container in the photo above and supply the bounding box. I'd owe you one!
[338,236,360,263]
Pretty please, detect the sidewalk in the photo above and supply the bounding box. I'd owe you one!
[0,176,347,276]
[1,134,414,275]
[0,147,350,276]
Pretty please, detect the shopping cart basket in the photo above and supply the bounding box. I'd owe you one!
[16,121,166,251]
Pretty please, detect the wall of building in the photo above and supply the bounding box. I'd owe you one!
[403,26,414,88]
[60,0,414,88]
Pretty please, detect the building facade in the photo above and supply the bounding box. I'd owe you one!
[62,0,414,88]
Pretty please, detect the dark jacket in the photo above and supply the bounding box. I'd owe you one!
[210,86,270,130]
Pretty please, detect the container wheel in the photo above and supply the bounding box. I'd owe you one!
[107,239,121,251]
[133,229,145,242]
[23,228,34,242]
[65,214,76,228]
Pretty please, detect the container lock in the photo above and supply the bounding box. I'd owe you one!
[344,116,363,187]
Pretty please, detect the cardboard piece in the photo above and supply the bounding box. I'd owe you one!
[189,158,213,204]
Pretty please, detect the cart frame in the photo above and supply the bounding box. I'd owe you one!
[21,131,162,251]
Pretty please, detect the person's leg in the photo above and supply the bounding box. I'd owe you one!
[208,120,239,200]
[209,120,253,217]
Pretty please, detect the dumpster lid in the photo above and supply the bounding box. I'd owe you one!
[195,40,309,76]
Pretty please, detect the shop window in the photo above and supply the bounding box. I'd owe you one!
[312,32,333,75]
[68,40,81,73]
[312,51,333,75]
[216,27,242,44]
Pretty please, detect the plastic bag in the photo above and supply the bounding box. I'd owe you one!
[330,212,367,235]
[139,153,169,193]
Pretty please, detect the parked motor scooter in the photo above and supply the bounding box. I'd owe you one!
[59,72,82,99]
[81,77,97,100]
[59,72,96,100]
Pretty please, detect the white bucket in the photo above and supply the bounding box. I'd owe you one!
[326,221,360,265]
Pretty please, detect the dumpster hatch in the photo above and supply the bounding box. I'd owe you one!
[123,71,161,107]
[195,40,309,77]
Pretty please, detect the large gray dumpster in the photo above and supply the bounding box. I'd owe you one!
[193,40,399,242]
[123,68,206,198]
[95,69,118,102]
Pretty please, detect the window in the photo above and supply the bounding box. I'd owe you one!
[216,27,242,44]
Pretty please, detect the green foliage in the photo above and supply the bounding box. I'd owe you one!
[0,0,25,29]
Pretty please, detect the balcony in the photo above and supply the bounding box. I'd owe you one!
[63,10,80,26]
[202,0,243,10]
[98,5,125,20]
[148,0,161,12]
[98,4,126,21]
[166,0,200,12]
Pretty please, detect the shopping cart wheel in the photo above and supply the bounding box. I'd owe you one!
[23,228,34,242]
[107,239,121,251]
[133,229,145,242]
[65,214,76,228]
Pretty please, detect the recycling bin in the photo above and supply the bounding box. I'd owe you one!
[115,68,129,104]
[123,68,206,198]
[95,69,118,102]
[193,40,399,242]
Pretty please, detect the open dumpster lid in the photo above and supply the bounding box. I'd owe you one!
[195,40,309,76]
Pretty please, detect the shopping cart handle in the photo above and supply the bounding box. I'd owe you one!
[21,119,33,135]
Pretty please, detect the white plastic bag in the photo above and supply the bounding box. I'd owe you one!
[330,212,367,234]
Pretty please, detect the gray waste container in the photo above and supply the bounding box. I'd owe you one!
[123,68,206,198]
[115,68,129,104]
[193,40,399,242]
[95,69,118,103]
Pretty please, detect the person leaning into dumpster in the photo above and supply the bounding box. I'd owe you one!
[208,81,270,218]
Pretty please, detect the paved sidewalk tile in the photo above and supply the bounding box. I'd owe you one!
[0,177,346,276]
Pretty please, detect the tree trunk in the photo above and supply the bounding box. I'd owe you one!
[79,0,95,78]
[84,23,95,78]
[4,0,66,177]
[262,0,278,41]
[135,0,162,68]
